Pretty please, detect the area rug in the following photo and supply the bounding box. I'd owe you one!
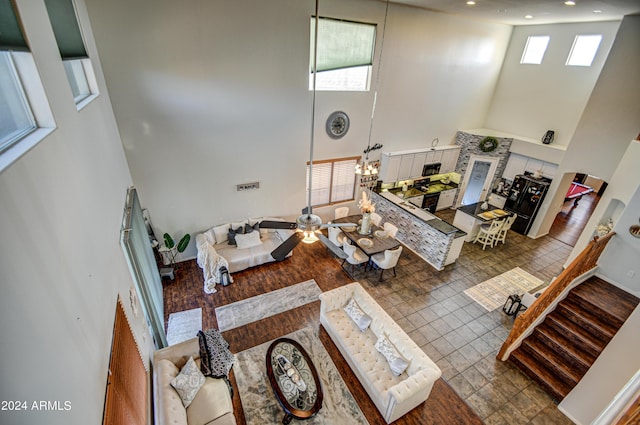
[464,267,544,311]
[233,326,369,425]
[215,279,322,332]
[166,308,202,345]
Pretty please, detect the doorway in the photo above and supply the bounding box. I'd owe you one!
[457,155,500,207]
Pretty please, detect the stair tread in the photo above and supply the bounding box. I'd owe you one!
[521,337,585,383]
[557,300,617,340]
[546,312,606,353]
[510,350,571,400]
[535,324,596,366]
[572,277,639,322]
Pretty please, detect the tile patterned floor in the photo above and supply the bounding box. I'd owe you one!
[347,209,575,424]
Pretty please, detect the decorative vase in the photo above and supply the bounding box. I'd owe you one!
[481,201,489,211]
[359,212,372,235]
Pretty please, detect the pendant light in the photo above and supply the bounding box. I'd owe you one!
[355,0,390,177]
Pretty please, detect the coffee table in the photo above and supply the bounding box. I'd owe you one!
[266,338,323,424]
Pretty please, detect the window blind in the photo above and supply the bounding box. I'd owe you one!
[307,162,332,206]
[44,0,88,59]
[0,0,29,51]
[310,17,376,72]
[331,159,357,202]
[307,158,357,207]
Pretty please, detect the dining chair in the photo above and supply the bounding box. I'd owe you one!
[334,207,350,220]
[328,225,347,248]
[383,222,398,238]
[473,219,504,250]
[341,241,368,274]
[370,212,383,227]
[370,246,403,281]
[495,213,517,245]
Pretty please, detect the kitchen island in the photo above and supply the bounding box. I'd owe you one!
[453,202,512,242]
[371,191,466,270]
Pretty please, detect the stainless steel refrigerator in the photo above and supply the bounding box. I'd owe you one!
[504,174,551,235]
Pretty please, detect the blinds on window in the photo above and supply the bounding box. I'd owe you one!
[0,0,29,51]
[44,0,88,59]
[310,17,376,72]
[307,158,357,207]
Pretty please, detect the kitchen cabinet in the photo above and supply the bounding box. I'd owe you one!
[425,150,443,164]
[379,155,402,182]
[436,188,457,211]
[397,154,416,181]
[440,147,461,173]
[503,153,559,181]
[411,152,427,177]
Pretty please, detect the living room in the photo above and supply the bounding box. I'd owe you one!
[1,0,639,424]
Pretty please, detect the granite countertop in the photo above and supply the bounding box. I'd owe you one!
[376,191,465,237]
[457,202,511,222]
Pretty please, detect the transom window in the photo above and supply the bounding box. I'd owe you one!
[520,35,550,65]
[566,34,602,67]
[307,157,358,207]
[0,52,36,153]
[310,17,376,91]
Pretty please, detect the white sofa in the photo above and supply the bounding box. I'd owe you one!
[196,218,293,292]
[319,282,442,423]
[153,338,236,425]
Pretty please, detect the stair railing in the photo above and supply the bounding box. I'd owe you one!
[497,231,616,361]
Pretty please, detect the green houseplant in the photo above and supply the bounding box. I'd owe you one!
[162,232,191,268]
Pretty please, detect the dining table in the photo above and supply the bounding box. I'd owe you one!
[333,215,401,257]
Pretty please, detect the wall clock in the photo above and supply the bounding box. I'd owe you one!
[326,111,350,139]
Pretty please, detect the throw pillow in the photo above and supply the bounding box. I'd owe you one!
[375,334,410,376]
[202,228,216,245]
[227,226,244,246]
[213,224,230,245]
[170,357,205,408]
[243,222,260,234]
[235,231,262,249]
[343,298,372,332]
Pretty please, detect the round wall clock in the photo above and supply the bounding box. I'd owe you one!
[326,111,350,139]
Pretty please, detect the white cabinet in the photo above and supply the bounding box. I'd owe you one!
[524,158,543,174]
[436,189,457,211]
[397,155,415,181]
[379,154,401,182]
[425,150,443,164]
[440,147,461,173]
[503,153,559,181]
[411,152,427,177]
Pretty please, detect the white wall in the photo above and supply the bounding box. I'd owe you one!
[0,1,152,424]
[529,15,640,239]
[83,0,512,253]
[484,21,619,147]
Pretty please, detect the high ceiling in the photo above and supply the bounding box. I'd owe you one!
[392,0,640,25]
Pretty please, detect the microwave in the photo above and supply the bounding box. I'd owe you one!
[422,162,441,177]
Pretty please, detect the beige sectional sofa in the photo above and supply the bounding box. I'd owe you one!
[153,338,236,425]
[319,282,442,423]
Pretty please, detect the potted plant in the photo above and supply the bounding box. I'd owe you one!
[161,232,191,269]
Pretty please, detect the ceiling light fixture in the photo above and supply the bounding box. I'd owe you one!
[466,1,476,5]
[564,1,576,5]
[355,0,389,177]
[525,14,533,19]
[592,9,602,13]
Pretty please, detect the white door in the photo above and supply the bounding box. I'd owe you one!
[457,155,499,207]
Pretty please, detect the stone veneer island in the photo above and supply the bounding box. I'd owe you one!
[371,191,466,270]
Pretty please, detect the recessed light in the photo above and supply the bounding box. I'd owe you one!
[564,1,576,5]
[466,1,476,5]
[525,14,533,19]
[592,9,602,13]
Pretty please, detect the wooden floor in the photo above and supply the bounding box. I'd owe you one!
[163,241,484,424]
[548,192,600,246]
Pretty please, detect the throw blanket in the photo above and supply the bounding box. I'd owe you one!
[198,329,235,379]
[196,239,233,294]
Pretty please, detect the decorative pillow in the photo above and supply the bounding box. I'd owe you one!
[344,298,372,331]
[227,226,244,246]
[202,228,217,245]
[213,224,230,245]
[235,231,262,249]
[375,334,410,376]
[243,222,260,234]
[170,357,205,408]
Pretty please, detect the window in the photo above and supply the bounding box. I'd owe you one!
[310,17,376,91]
[306,157,358,207]
[520,35,550,64]
[566,34,602,67]
[0,52,36,153]
[44,0,97,105]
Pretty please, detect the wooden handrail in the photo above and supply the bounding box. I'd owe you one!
[497,231,616,361]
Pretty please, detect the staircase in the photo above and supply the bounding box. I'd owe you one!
[509,276,639,401]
